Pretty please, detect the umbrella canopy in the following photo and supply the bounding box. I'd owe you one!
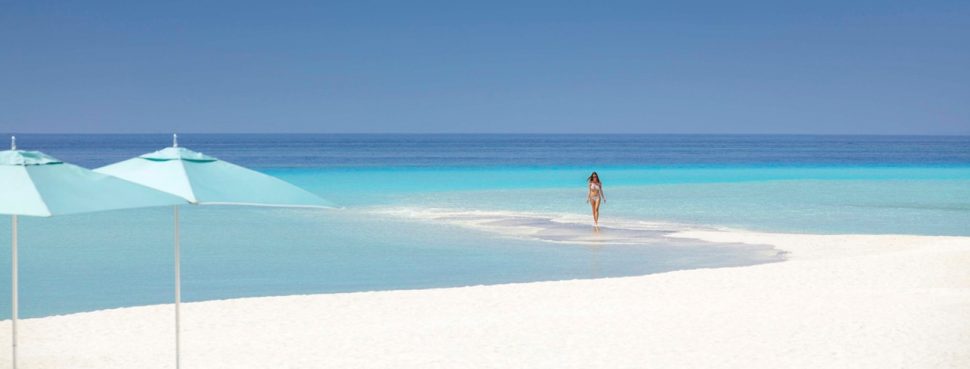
[0,149,188,216]
[2,138,187,369]
[96,146,331,207]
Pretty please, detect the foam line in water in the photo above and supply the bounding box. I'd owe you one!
[370,207,727,246]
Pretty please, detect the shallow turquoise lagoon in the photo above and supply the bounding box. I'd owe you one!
[275,165,970,235]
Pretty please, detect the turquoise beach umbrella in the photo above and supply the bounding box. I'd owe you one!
[96,134,331,369]
[1,136,187,369]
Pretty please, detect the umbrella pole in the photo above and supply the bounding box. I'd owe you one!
[11,214,18,369]
[174,205,181,369]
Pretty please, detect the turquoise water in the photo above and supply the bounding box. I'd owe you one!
[0,205,779,318]
[0,134,968,318]
[275,166,970,235]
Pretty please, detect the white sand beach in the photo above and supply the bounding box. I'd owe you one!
[2,230,969,369]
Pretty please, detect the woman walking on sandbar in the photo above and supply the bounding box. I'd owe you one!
[587,172,605,226]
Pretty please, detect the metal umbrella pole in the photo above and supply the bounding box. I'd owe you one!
[11,214,18,369]
[174,205,181,369]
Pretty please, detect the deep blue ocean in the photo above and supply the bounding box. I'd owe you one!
[1,134,969,318]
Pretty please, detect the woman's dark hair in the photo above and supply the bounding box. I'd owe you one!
[587,172,600,183]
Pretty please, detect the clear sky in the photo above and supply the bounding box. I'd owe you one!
[1,1,968,134]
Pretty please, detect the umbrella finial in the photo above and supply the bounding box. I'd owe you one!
[173,133,178,148]
[11,136,15,150]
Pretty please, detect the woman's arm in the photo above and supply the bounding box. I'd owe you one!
[600,187,606,203]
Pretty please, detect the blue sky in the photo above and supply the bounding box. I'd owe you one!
[1,1,968,134]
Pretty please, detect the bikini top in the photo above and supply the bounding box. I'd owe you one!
[590,182,601,191]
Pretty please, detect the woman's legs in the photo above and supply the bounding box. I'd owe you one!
[591,198,600,225]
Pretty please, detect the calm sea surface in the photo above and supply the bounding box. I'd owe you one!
[1,134,968,318]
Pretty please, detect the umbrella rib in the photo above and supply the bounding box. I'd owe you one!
[174,159,199,203]
[196,202,334,208]
[20,167,53,217]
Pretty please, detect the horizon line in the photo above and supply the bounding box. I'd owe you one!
[2,132,969,137]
